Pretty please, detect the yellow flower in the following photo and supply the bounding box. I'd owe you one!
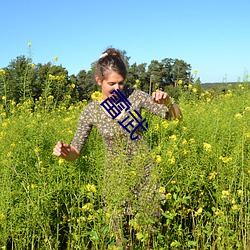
[162,120,168,129]
[48,95,54,100]
[2,96,6,100]
[165,193,172,199]
[155,155,162,164]
[86,184,97,193]
[237,189,243,196]
[91,91,103,101]
[48,74,55,80]
[189,138,195,144]
[2,122,7,127]
[245,106,250,112]
[208,171,217,180]
[192,88,197,93]
[171,119,179,126]
[222,190,230,197]
[188,84,193,89]
[105,212,111,218]
[178,79,183,85]
[130,171,136,176]
[219,156,232,164]
[0,213,5,221]
[194,207,203,216]
[28,42,32,47]
[214,209,223,216]
[133,84,138,89]
[232,204,239,211]
[159,186,166,194]
[203,142,212,152]
[154,123,159,131]
[10,100,16,106]
[58,158,65,165]
[54,56,58,62]
[81,203,93,212]
[135,79,140,83]
[34,147,41,153]
[169,134,177,141]
[234,113,242,120]
[0,69,6,75]
[193,69,198,74]
[168,156,175,165]
[182,139,187,145]
[87,215,94,221]
[71,83,75,89]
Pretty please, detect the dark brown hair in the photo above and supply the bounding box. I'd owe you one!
[95,48,127,81]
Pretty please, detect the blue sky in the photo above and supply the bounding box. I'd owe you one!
[1,0,249,83]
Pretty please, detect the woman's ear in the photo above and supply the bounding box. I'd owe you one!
[95,76,102,86]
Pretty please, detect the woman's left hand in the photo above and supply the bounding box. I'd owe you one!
[152,91,171,104]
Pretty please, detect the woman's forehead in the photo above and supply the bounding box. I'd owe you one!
[105,71,124,81]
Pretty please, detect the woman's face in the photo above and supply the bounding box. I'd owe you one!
[96,71,125,100]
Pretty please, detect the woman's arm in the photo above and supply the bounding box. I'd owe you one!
[152,91,183,119]
[138,90,182,120]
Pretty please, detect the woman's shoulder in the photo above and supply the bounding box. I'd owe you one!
[80,100,101,114]
[124,88,149,98]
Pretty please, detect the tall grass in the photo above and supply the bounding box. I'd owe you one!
[0,83,249,249]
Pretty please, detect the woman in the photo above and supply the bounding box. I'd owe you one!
[53,47,182,247]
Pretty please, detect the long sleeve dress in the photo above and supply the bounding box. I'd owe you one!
[71,88,169,155]
[71,88,170,232]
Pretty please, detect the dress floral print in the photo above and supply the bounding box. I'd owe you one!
[71,88,171,236]
[71,88,169,155]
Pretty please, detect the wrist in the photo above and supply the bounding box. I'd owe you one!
[165,98,175,108]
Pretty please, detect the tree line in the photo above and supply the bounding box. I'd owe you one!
[0,51,200,106]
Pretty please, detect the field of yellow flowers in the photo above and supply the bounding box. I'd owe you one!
[0,83,249,249]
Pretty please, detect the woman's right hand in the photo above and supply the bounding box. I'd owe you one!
[53,141,71,158]
[53,141,80,161]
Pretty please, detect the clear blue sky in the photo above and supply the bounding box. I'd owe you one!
[1,0,250,83]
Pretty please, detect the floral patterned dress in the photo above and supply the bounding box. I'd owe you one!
[72,88,171,234]
[71,88,169,155]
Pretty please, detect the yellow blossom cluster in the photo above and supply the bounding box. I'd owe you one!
[86,184,97,193]
[91,91,103,101]
[48,74,66,81]
[219,156,232,164]
[234,113,243,120]
[203,142,212,152]
[0,69,6,75]
[208,171,217,180]
[222,190,230,197]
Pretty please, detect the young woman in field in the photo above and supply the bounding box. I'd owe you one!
[53,48,182,160]
[53,47,182,246]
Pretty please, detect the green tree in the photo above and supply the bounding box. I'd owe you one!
[77,68,98,101]
[4,55,33,102]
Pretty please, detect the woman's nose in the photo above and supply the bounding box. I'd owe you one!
[113,84,121,91]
